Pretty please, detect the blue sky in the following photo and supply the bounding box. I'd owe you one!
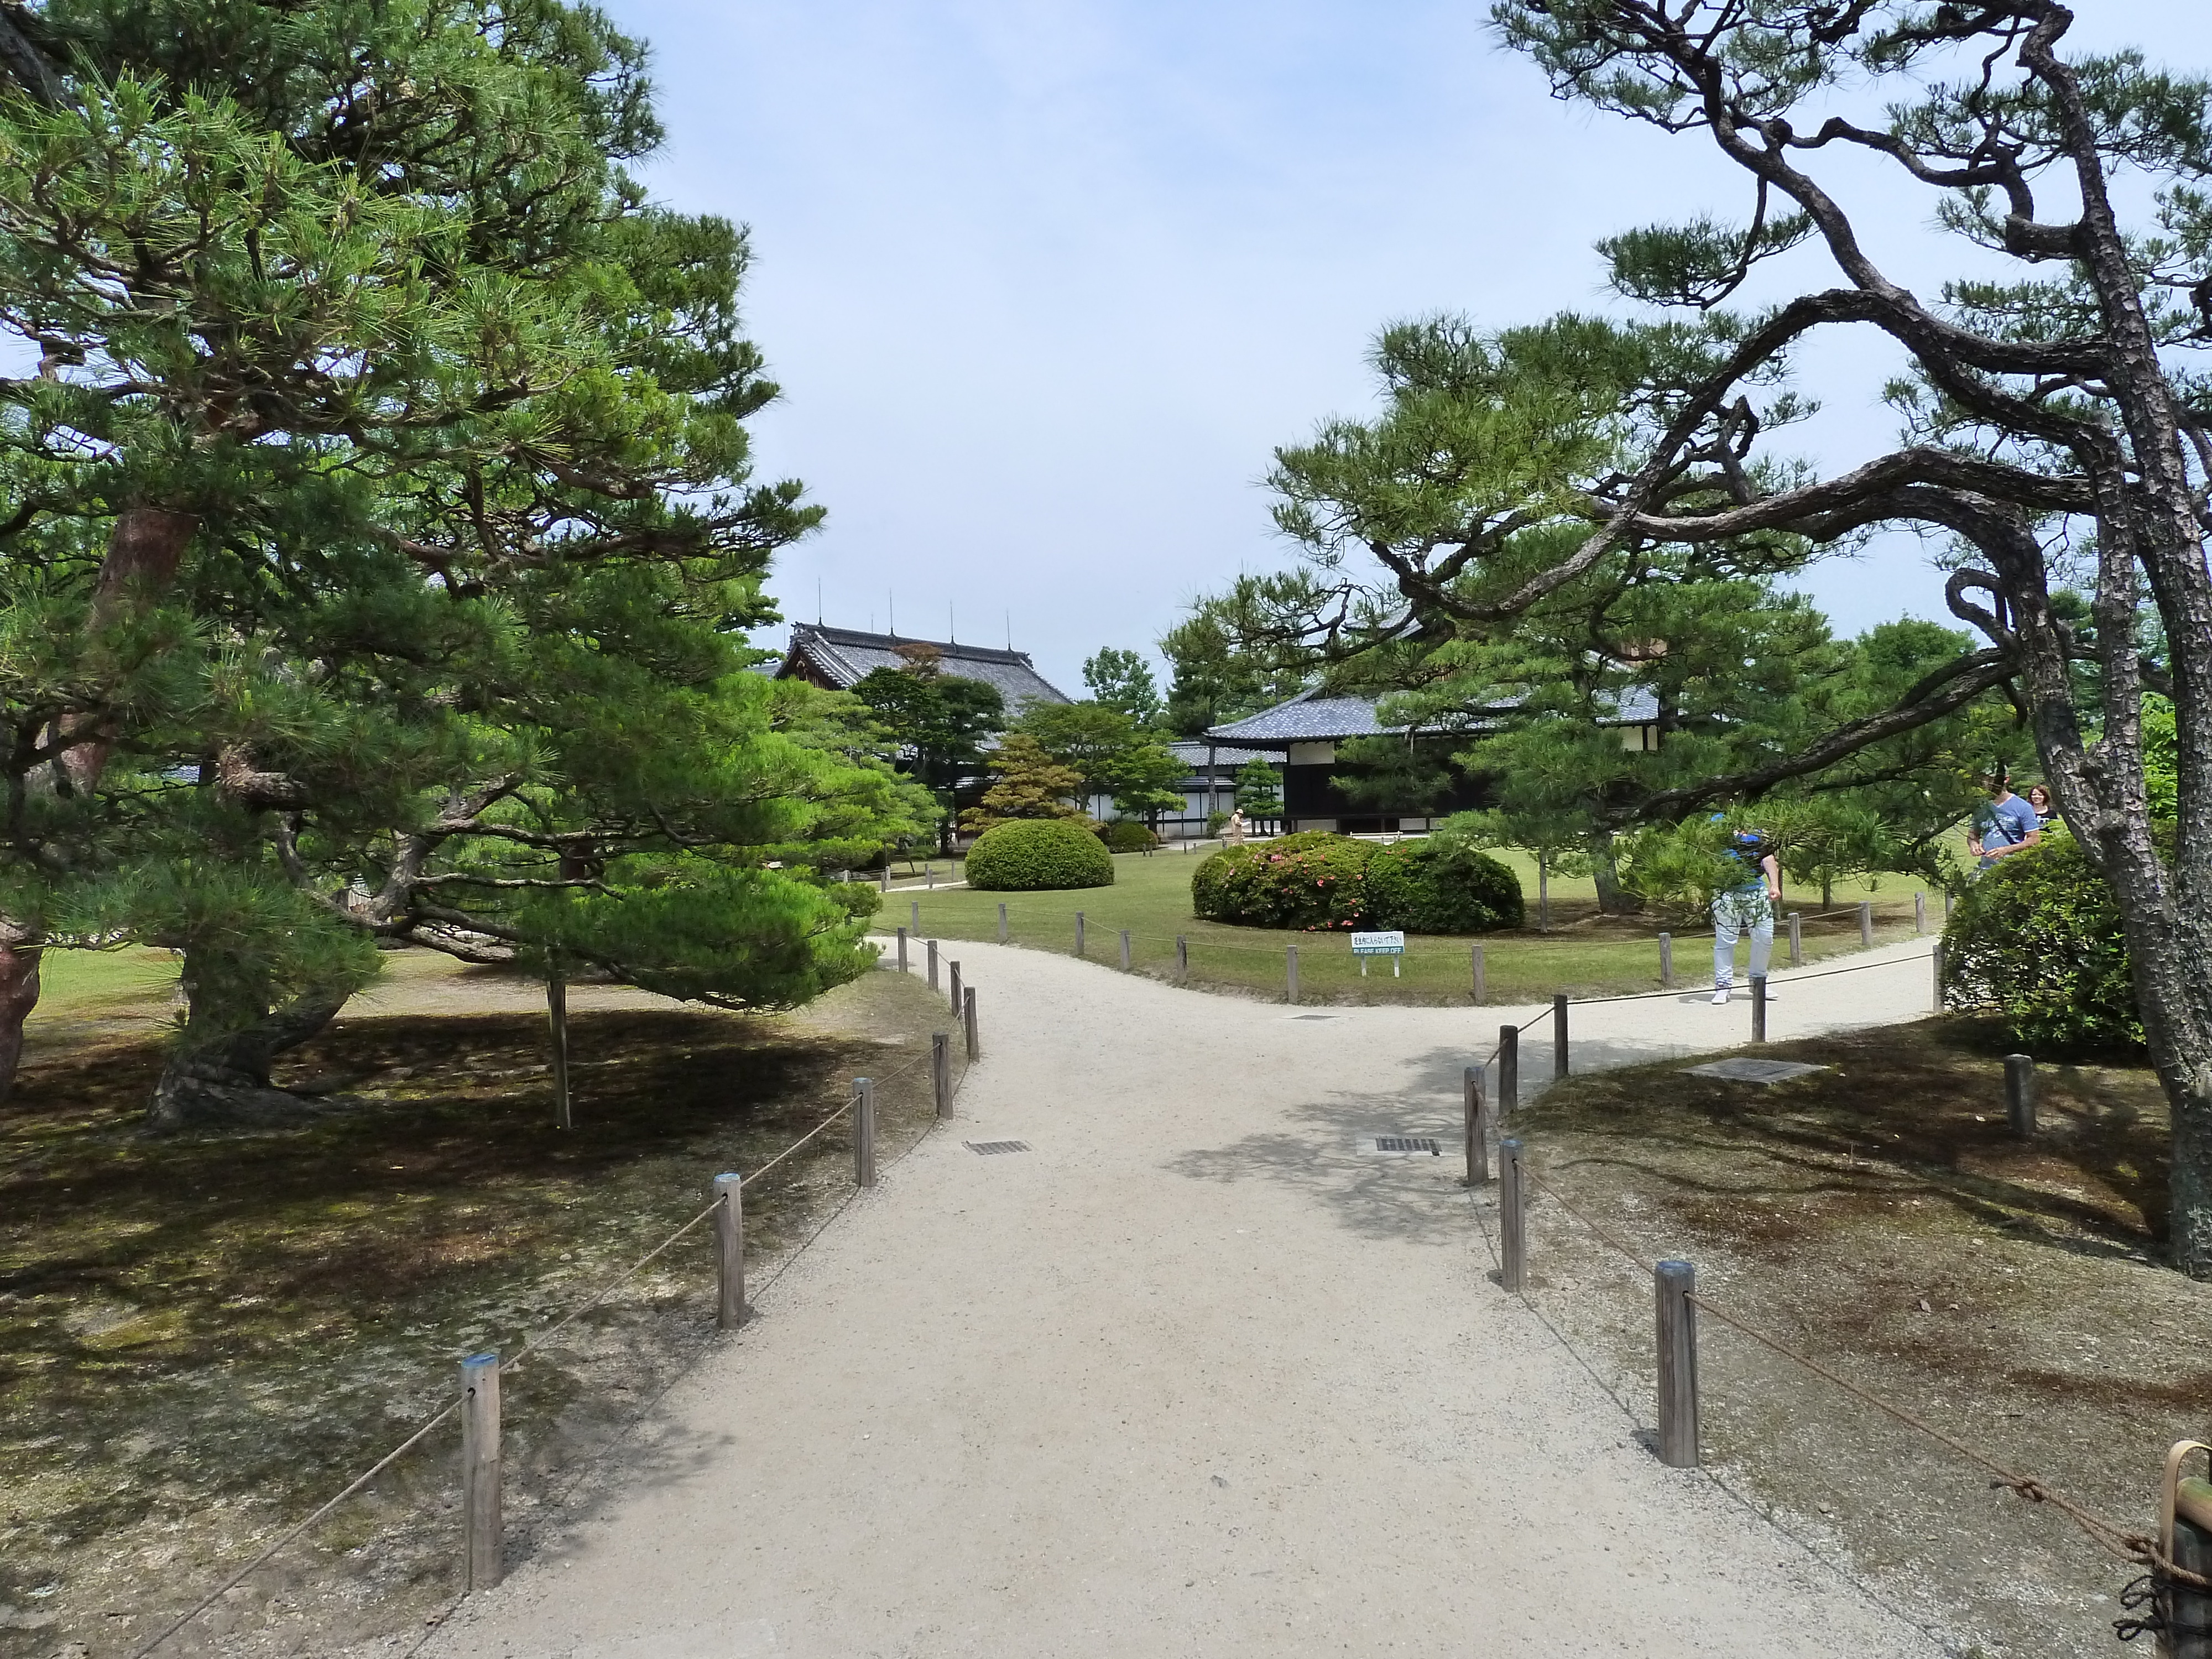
[606,1,2204,698]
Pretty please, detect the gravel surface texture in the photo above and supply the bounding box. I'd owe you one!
[424,937,1949,1659]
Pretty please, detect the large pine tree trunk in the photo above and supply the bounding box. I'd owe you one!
[0,507,199,1102]
[146,994,349,1132]
[0,942,39,1104]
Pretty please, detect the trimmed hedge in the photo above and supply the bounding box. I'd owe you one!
[1941,829,2145,1053]
[966,818,1114,891]
[1192,833,1376,930]
[1097,819,1160,853]
[1193,831,1527,933]
[1364,838,1525,932]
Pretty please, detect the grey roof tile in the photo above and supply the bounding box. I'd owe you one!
[781,624,1072,712]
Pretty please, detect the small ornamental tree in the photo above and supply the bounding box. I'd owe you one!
[959,734,1086,832]
[1232,759,1284,828]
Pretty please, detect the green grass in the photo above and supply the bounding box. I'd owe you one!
[887,846,1943,1005]
[29,947,176,1019]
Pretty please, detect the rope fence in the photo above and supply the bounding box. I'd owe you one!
[130,982,984,1658]
[890,885,1942,1011]
[1491,1142,2212,1639]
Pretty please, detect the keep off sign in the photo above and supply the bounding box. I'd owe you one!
[1350,930,1406,977]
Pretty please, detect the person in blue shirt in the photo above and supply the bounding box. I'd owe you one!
[1968,772,2042,873]
[1710,825,1782,1006]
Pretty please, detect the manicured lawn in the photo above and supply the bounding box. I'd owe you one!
[886,845,1943,1005]
[30,946,177,1018]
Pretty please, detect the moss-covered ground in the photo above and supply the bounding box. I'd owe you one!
[0,964,952,1658]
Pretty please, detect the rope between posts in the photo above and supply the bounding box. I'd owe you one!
[131,1037,949,1657]
[128,1397,465,1659]
[1680,1292,2209,1590]
[1506,1160,2211,1597]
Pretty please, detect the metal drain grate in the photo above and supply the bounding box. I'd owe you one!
[1374,1136,1442,1155]
[965,1140,1030,1156]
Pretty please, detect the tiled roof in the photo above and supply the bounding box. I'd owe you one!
[1166,740,1285,768]
[780,624,1071,712]
[1207,685,1658,745]
[1204,692,1407,745]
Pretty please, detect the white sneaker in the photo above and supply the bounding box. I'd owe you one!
[1710,987,1730,1005]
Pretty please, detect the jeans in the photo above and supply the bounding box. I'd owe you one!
[1712,886,1772,987]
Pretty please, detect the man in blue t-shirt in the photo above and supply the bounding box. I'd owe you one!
[1968,774,2042,873]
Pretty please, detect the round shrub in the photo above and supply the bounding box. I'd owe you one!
[1942,829,2146,1053]
[1364,839,1525,933]
[1096,819,1160,853]
[1191,833,1377,930]
[966,819,1114,891]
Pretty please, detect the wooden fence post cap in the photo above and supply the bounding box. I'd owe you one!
[713,1171,742,1189]
[462,1351,498,1376]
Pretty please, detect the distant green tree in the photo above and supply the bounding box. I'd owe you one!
[1016,702,1183,825]
[1160,608,1311,738]
[852,650,1006,849]
[1232,759,1284,830]
[959,734,1086,832]
[1081,647,1166,728]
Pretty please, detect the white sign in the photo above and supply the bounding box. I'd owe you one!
[1349,931,1406,956]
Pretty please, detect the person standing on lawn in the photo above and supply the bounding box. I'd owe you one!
[1711,824,1782,1006]
[1968,771,2042,874]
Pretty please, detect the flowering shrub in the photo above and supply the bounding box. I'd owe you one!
[1191,832,1378,930]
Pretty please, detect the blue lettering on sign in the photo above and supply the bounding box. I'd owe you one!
[1350,931,1407,955]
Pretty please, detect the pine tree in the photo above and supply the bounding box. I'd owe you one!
[0,2,930,1122]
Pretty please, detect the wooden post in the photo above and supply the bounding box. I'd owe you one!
[1119,929,1131,971]
[854,1077,877,1187]
[546,975,572,1131]
[1176,934,1188,978]
[963,988,979,1061]
[910,899,920,935]
[1075,911,1086,957]
[927,862,935,890]
[1499,1138,1526,1293]
[1552,993,1569,1079]
[1470,945,1485,1004]
[1658,932,1673,988]
[1932,940,1945,1014]
[1788,910,1803,968]
[1463,1065,1488,1187]
[2169,1444,2212,1659]
[896,926,909,973]
[926,938,940,991]
[2005,1053,2037,1137]
[1655,1260,1700,1468]
[1751,975,1767,1044]
[1858,899,1874,948]
[998,901,1008,944]
[948,959,963,1020]
[713,1173,745,1330]
[1286,945,1300,1004]
[461,1353,503,1591]
[1499,1024,1519,1115]
[1914,890,1927,934]
[879,867,889,891]
[932,1034,952,1118]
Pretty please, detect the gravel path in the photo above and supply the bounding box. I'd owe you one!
[425,937,1948,1659]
